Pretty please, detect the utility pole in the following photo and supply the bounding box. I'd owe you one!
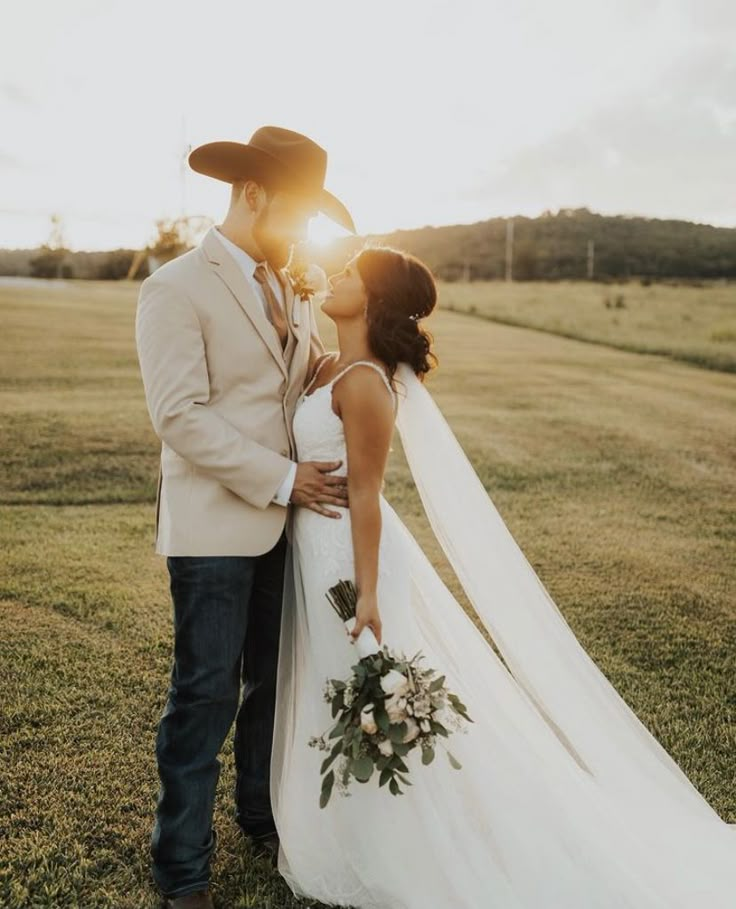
[48,213,65,250]
[505,217,514,282]
[462,258,470,282]
[587,238,595,279]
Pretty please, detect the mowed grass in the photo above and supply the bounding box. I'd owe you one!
[1,279,735,909]
[438,278,736,373]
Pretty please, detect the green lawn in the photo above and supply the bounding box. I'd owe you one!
[437,278,736,373]
[1,279,734,908]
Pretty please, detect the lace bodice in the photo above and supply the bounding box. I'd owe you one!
[292,354,398,463]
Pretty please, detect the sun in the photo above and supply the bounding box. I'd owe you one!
[308,212,353,248]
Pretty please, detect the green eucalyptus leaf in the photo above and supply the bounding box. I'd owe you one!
[391,740,410,756]
[352,754,374,782]
[320,751,339,774]
[320,770,335,809]
[330,714,350,737]
[375,708,390,734]
[388,722,408,743]
[429,674,446,691]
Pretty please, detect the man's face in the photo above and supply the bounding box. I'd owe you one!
[252,189,318,270]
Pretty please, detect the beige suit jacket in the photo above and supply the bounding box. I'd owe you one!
[135,225,325,556]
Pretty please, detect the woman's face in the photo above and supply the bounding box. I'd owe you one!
[322,255,368,321]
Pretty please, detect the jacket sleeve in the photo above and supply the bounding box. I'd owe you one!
[135,275,293,510]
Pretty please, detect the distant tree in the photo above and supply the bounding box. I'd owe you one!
[99,250,137,280]
[30,213,70,278]
[514,242,538,280]
[30,246,67,278]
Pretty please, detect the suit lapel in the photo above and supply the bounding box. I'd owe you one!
[278,265,310,376]
[277,268,301,342]
[201,226,288,379]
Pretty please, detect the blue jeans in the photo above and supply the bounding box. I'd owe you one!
[150,530,287,899]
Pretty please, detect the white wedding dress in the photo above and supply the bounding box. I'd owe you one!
[270,357,735,909]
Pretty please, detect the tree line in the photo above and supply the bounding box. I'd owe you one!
[1,207,733,282]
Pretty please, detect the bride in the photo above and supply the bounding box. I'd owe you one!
[270,245,735,908]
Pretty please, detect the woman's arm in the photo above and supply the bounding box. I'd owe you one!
[332,366,395,644]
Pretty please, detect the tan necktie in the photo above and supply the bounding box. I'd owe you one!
[253,263,289,350]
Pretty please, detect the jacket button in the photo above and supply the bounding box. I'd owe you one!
[280,447,288,456]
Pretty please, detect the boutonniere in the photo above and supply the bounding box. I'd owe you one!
[287,263,328,326]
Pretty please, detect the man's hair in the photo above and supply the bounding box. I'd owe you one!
[231,177,275,207]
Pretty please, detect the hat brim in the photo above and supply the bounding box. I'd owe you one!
[188,141,356,235]
[317,189,356,235]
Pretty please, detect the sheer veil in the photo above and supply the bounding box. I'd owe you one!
[271,360,735,907]
[391,361,734,879]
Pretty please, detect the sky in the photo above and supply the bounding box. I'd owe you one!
[0,0,734,251]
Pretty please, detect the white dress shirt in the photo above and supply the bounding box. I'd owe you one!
[213,226,297,507]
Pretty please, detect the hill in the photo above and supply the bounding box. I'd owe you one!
[315,207,736,281]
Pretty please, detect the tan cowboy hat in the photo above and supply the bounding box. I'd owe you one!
[188,125,356,234]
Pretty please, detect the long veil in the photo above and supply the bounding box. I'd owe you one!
[391,362,735,880]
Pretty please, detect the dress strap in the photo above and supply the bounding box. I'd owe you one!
[304,352,337,394]
[330,360,398,413]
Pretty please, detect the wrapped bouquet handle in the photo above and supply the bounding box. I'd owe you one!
[343,615,382,659]
[326,579,383,659]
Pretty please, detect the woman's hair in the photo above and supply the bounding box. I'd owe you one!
[355,244,439,383]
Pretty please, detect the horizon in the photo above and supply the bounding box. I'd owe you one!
[0,204,734,256]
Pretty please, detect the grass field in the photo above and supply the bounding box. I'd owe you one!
[1,278,735,909]
[437,278,736,373]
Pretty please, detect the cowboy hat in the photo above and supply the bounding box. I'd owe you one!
[188,125,356,234]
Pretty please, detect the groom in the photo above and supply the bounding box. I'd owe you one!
[135,126,355,909]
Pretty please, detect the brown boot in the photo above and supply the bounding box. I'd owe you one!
[243,829,280,868]
[163,888,214,909]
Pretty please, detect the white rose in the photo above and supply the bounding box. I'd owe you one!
[378,738,394,756]
[402,717,420,743]
[360,703,378,735]
[380,669,409,697]
[385,692,408,724]
[432,706,451,727]
[412,694,432,718]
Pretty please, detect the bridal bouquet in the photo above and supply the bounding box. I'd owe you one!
[308,579,473,808]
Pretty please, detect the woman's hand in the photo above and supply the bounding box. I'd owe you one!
[349,592,382,646]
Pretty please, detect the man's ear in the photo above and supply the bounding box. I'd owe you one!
[243,180,264,213]
[243,180,260,212]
